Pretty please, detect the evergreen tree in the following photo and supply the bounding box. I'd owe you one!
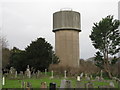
[89,15,120,78]
[25,37,59,71]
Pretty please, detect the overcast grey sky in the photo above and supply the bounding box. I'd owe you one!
[1,0,120,59]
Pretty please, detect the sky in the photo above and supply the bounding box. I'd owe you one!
[0,0,120,59]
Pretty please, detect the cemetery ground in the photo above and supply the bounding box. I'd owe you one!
[2,74,119,88]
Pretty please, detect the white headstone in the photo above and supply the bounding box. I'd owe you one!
[2,77,5,85]
[77,76,80,81]
[80,73,83,78]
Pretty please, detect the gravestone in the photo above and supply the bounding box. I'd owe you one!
[41,82,47,88]
[77,76,80,81]
[49,83,56,90]
[9,67,16,78]
[20,71,24,79]
[76,81,84,88]
[99,70,104,81]
[90,75,93,80]
[100,70,103,78]
[85,81,94,88]
[85,74,88,78]
[26,65,31,78]
[26,82,32,88]
[109,81,115,88]
[50,70,54,78]
[2,76,5,85]
[37,70,40,78]
[15,71,17,78]
[64,70,67,78]
[45,69,47,75]
[86,76,90,81]
[21,81,25,88]
[32,71,35,78]
[80,72,83,78]
[95,76,100,81]
[60,79,72,88]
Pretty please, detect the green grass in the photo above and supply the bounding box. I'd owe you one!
[2,76,119,88]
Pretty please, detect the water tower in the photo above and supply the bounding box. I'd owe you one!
[53,9,81,67]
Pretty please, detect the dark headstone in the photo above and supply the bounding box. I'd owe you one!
[49,83,56,90]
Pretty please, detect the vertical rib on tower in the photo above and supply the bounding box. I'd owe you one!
[53,10,81,67]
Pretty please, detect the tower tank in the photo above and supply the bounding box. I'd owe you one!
[53,9,81,67]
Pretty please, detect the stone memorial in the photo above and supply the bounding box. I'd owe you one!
[76,81,84,88]
[26,65,31,78]
[36,70,40,78]
[15,71,17,78]
[2,76,5,85]
[21,81,25,88]
[85,74,88,78]
[19,71,24,78]
[109,81,115,88]
[77,76,80,81]
[100,70,103,78]
[85,81,94,88]
[80,72,83,78]
[95,76,100,81]
[26,82,32,88]
[41,82,47,88]
[64,70,67,78]
[49,83,56,90]
[45,69,47,75]
[9,67,16,78]
[50,70,54,78]
[86,76,90,81]
[60,79,72,88]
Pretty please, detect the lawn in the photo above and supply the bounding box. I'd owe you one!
[2,76,119,88]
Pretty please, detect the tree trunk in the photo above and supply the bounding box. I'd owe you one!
[104,64,112,79]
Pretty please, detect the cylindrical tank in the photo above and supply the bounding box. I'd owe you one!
[53,10,81,67]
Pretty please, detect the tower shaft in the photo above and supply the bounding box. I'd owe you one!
[53,10,81,67]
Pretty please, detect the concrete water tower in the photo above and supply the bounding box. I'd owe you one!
[53,9,81,67]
